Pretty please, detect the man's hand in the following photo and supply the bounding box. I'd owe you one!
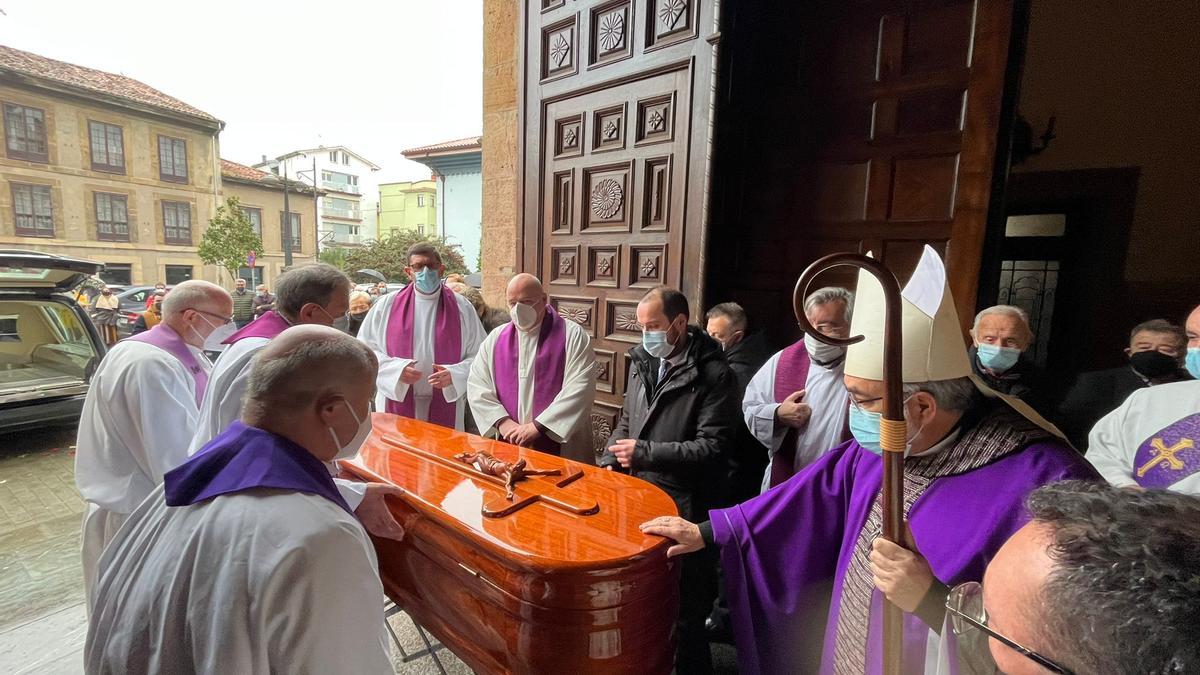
[400,364,423,385]
[609,438,637,468]
[427,365,452,390]
[497,418,520,440]
[640,516,705,557]
[354,483,407,541]
[870,526,934,613]
[776,390,812,429]
[506,422,542,447]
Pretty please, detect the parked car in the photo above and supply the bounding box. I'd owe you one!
[0,249,107,433]
[115,285,172,337]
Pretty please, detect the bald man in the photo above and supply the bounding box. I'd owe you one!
[467,274,596,461]
[87,326,396,674]
[76,279,234,605]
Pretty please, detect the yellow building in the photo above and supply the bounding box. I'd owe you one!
[219,159,319,285]
[0,45,231,286]
[377,179,436,237]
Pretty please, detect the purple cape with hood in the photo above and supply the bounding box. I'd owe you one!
[710,435,1098,674]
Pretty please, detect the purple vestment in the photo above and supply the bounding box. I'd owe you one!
[493,305,567,454]
[164,421,351,514]
[769,341,813,487]
[385,284,462,428]
[222,309,290,344]
[123,324,207,404]
[711,436,1098,674]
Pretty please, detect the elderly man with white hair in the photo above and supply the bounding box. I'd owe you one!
[86,325,393,674]
[467,273,596,462]
[742,287,854,491]
[968,305,1044,403]
[75,279,234,604]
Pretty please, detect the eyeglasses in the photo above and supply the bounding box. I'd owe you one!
[847,393,883,412]
[187,308,234,325]
[945,582,1074,675]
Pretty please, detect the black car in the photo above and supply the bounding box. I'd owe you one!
[0,250,107,433]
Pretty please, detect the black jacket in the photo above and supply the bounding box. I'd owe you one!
[600,327,742,521]
[721,329,774,504]
[1057,365,1193,451]
[968,346,1054,417]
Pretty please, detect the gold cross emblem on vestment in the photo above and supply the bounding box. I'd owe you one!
[1136,437,1194,477]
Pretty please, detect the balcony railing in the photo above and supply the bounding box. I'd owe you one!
[322,180,361,195]
[322,205,362,220]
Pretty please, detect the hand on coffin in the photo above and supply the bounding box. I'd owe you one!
[506,422,542,447]
[609,439,637,468]
[776,390,812,429]
[354,483,407,541]
[497,418,520,440]
[639,516,704,557]
[400,365,424,385]
[869,523,933,613]
[427,365,453,390]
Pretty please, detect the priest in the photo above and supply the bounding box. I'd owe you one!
[1088,303,1200,494]
[357,244,487,430]
[743,286,853,491]
[86,325,394,674]
[75,280,234,604]
[641,247,1098,674]
[467,273,596,461]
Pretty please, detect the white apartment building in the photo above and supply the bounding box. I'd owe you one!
[255,146,380,249]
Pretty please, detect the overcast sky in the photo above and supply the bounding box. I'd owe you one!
[0,0,484,183]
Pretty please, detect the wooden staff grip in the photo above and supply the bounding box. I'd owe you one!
[879,418,908,454]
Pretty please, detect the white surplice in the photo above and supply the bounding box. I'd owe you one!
[187,336,368,510]
[86,485,391,674]
[74,338,211,602]
[742,348,850,492]
[467,318,596,458]
[1088,379,1200,494]
[357,287,486,430]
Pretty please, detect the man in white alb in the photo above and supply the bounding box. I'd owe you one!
[468,274,595,462]
[74,280,234,603]
[86,325,394,674]
[742,287,854,492]
[357,243,486,430]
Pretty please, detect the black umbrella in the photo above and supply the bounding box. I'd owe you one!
[355,268,387,283]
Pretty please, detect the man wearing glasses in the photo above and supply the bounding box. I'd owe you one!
[642,248,1098,673]
[944,480,1199,674]
[75,279,233,607]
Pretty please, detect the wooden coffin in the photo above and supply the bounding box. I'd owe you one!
[338,414,681,674]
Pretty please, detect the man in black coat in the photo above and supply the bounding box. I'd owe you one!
[1058,319,1192,450]
[601,286,740,675]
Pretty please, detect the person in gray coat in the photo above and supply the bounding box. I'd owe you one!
[600,286,740,675]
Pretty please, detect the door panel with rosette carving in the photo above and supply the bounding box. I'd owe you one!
[521,0,719,458]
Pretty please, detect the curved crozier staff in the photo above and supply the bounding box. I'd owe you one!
[793,253,906,675]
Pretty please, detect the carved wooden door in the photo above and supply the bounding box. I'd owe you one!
[707,0,1019,341]
[520,0,720,459]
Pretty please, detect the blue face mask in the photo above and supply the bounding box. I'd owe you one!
[976,343,1021,373]
[1187,347,1200,380]
[848,396,918,457]
[642,330,673,359]
[413,267,441,294]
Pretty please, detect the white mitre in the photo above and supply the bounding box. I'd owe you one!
[845,246,970,382]
[844,245,1066,440]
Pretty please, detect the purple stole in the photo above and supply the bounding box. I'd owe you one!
[164,421,352,514]
[385,284,462,428]
[123,324,207,405]
[768,341,812,487]
[493,306,567,454]
[222,310,290,344]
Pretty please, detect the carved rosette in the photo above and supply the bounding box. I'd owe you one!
[616,312,642,331]
[647,109,666,133]
[598,11,625,53]
[562,307,590,324]
[597,256,613,275]
[640,257,659,278]
[590,179,624,219]
[559,255,575,275]
[550,33,571,68]
[591,414,614,453]
[659,0,687,30]
[563,126,579,149]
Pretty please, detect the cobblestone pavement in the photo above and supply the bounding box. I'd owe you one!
[0,424,735,674]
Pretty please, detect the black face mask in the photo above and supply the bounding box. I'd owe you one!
[1129,350,1179,379]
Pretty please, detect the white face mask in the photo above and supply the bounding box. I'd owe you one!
[510,302,539,332]
[193,315,238,351]
[328,400,372,460]
[805,332,846,364]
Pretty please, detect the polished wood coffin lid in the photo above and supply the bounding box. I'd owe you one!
[346,413,679,570]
